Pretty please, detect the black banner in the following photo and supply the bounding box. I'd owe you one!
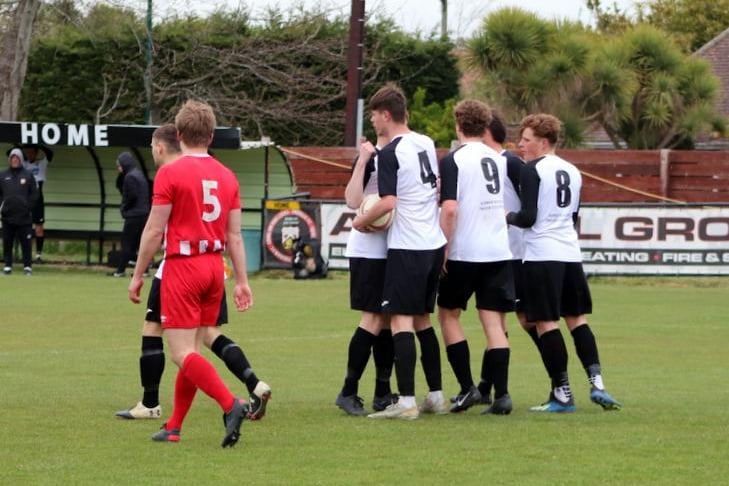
[0,122,241,149]
[262,200,321,269]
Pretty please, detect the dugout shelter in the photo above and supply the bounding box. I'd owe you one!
[0,121,293,270]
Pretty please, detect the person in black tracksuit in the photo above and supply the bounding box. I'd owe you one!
[110,152,150,277]
[1,148,39,274]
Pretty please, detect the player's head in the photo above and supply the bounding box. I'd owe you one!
[8,148,23,168]
[519,113,561,160]
[22,145,39,161]
[454,99,492,139]
[151,123,181,167]
[368,83,408,137]
[175,99,216,149]
[487,112,507,145]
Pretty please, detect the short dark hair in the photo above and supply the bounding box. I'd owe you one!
[520,113,561,146]
[488,112,507,144]
[454,99,492,137]
[152,123,180,153]
[175,100,216,147]
[368,83,407,124]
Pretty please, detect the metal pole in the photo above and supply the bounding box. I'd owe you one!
[144,0,153,124]
[344,0,365,146]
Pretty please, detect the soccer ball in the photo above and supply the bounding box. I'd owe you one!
[358,194,394,232]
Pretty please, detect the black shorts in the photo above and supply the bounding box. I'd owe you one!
[145,276,228,326]
[437,260,515,312]
[349,257,386,313]
[522,261,592,322]
[32,190,44,225]
[382,247,444,315]
[510,259,525,313]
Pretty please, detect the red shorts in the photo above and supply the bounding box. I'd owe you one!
[160,253,225,329]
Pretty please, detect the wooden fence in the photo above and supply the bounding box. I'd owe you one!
[281,147,729,203]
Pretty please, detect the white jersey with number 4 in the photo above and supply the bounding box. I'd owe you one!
[377,132,446,251]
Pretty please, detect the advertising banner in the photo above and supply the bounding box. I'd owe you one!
[320,202,356,270]
[579,205,729,275]
[314,202,729,275]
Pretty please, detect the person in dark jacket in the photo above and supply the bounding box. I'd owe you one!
[110,152,150,277]
[1,148,39,275]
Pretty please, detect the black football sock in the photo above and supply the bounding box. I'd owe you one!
[140,336,165,408]
[526,325,550,376]
[212,334,258,394]
[539,329,571,399]
[570,324,600,375]
[341,327,376,397]
[488,348,510,399]
[36,236,44,254]
[477,349,492,398]
[393,332,416,397]
[416,327,442,391]
[372,329,394,397]
[446,340,474,393]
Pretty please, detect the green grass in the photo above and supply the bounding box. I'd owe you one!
[1,268,728,485]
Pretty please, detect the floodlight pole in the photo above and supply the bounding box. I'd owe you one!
[144,0,153,124]
[344,0,365,146]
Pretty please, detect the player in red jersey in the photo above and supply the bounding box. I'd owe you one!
[128,100,253,447]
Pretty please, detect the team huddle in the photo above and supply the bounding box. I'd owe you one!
[115,86,620,447]
[337,84,622,419]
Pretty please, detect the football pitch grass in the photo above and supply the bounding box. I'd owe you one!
[1,268,728,485]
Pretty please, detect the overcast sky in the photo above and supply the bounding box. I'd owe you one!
[142,0,639,38]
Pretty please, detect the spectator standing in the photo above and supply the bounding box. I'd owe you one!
[1,148,38,275]
[21,143,53,262]
[110,152,150,277]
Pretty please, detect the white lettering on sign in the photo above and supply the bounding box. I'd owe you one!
[67,125,89,145]
[95,125,109,146]
[21,123,38,144]
[41,123,62,145]
[19,122,110,146]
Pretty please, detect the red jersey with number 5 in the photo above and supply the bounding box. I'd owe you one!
[153,154,240,257]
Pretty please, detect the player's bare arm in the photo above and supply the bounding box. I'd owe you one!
[344,139,376,209]
[226,207,253,312]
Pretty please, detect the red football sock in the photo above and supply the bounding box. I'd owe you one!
[166,370,197,431]
[182,352,235,412]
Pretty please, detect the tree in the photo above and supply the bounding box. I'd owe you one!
[639,0,729,53]
[19,4,460,146]
[0,0,41,120]
[467,7,725,149]
[587,0,729,53]
[406,87,456,147]
[586,0,635,34]
[603,25,725,148]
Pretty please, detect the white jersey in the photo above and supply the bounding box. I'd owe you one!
[345,151,388,259]
[510,154,582,262]
[439,142,511,262]
[502,150,524,260]
[378,132,446,251]
[23,155,49,183]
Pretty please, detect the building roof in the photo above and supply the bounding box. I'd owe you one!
[695,26,729,118]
